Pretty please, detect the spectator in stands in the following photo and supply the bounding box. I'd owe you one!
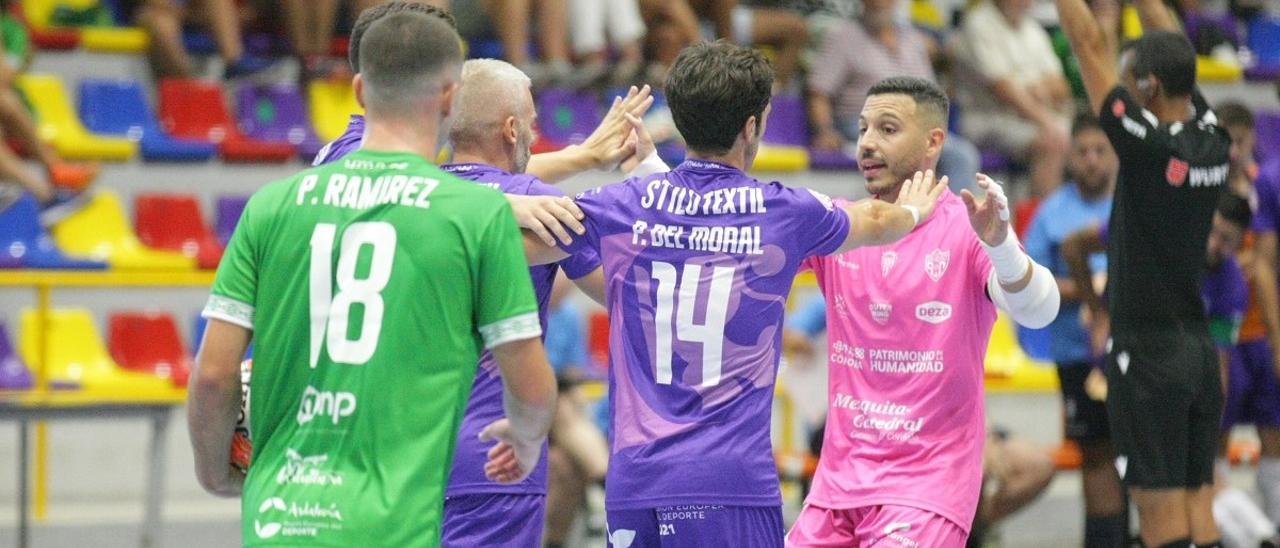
[567,0,647,87]
[279,0,346,80]
[1217,102,1257,199]
[543,274,609,548]
[637,0,700,83]
[694,0,808,87]
[958,0,1072,198]
[970,431,1058,546]
[807,0,979,192]
[639,0,807,87]
[449,0,578,88]
[1024,113,1124,548]
[0,4,96,223]
[132,0,275,79]
[1221,102,1280,532]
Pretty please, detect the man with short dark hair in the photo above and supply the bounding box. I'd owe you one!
[524,41,948,546]
[187,12,558,547]
[1057,0,1233,543]
[786,75,1060,546]
[316,1,650,186]
[1023,112,1123,547]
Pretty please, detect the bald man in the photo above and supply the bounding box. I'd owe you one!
[437,58,658,548]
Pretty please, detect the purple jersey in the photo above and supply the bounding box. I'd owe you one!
[442,163,601,496]
[312,114,365,166]
[1253,160,1280,235]
[560,159,851,509]
[1201,255,1248,349]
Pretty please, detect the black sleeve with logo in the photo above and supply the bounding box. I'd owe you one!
[1097,86,1231,334]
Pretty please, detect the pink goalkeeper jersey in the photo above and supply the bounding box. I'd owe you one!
[802,190,997,531]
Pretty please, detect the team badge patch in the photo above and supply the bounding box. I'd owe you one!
[1166,158,1189,187]
[925,248,950,282]
[870,303,892,325]
[881,251,897,277]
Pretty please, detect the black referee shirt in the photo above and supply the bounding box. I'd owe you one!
[1098,85,1231,335]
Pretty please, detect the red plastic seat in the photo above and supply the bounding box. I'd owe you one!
[587,310,609,373]
[134,193,224,269]
[107,311,192,387]
[157,79,296,163]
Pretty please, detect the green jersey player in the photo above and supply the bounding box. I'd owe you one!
[186,12,557,547]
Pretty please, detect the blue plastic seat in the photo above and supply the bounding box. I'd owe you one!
[78,79,219,162]
[1249,17,1280,74]
[0,193,106,269]
[192,313,253,359]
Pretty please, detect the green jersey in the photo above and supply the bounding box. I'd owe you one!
[203,149,541,547]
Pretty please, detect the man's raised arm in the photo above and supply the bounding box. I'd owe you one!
[836,170,947,253]
[1133,0,1180,34]
[1056,0,1120,113]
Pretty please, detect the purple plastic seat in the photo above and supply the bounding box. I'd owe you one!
[1184,11,1241,48]
[237,84,326,161]
[980,149,1013,174]
[809,148,859,171]
[762,94,808,147]
[0,320,33,390]
[1255,111,1280,167]
[216,195,250,247]
[536,88,602,146]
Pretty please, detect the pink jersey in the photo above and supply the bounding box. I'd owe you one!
[802,190,996,531]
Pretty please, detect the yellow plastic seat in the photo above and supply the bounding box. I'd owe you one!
[1197,55,1244,83]
[51,192,195,270]
[19,308,176,396]
[17,74,137,162]
[982,313,1059,392]
[910,0,945,31]
[309,80,362,142]
[80,26,149,53]
[1123,6,1144,41]
[750,145,809,172]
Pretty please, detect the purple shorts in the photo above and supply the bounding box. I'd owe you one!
[441,493,545,548]
[606,505,783,547]
[1223,340,1280,428]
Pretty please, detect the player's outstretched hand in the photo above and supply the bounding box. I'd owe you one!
[960,173,1011,246]
[479,418,542,485]
[507,194,586,246]
[581,85,655,171]
[893,169,948,224]
[620,112,657,173]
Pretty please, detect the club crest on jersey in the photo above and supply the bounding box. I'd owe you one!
[870,303,892,325]
[1111,98,1125,118]
[881,251,897,276]
[925,249,950,282]
[1166,158,1189,187]
[834,295,851,318]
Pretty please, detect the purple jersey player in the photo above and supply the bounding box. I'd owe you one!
[313,114,365,166]
[441,163,601,547]
[526,41,947,547]
[314,57,643,546]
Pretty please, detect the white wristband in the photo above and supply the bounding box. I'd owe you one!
[902,205,921,227]
[982,231,1029,285]
[626,150,669,179]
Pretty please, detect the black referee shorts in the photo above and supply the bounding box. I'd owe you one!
[1056,362,1111,442]
[1105,328,1222,489]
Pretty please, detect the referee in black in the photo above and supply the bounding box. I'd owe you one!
[1056,0,1231,546]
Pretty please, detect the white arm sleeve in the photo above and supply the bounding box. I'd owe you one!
[626,151,669,179]
[988,261,1061,329]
